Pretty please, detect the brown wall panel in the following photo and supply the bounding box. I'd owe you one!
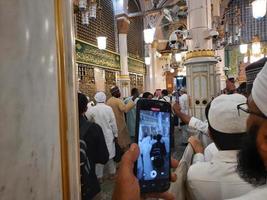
[76,0,116,52]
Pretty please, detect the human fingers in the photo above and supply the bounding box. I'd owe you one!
[112,144,140,200]
[188,136,198,145]
[120,143,140,173]
[188,136,204,153]
[188,136,198,151]
[171,172,177,182]
[173,102,180,110]
[171,157,179,169]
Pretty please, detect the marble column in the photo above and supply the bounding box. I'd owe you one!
[184,0,219,120]
[117,16,130,97]
[150,41,158,92]
[145,61,151,92]
[145,41,158,93]
[145,44,151,92]
[0,0,79,199]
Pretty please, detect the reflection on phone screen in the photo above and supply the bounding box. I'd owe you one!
[137,110,170,181]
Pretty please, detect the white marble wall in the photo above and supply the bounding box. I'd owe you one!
[150,47,157,92]
[0,0,79,199]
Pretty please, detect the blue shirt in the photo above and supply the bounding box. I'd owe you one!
[124,96,136,137]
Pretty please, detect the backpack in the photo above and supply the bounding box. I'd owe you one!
[150,143,164,169]
[79,120,93,199]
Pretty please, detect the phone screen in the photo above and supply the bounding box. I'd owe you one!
[136,102,171,192]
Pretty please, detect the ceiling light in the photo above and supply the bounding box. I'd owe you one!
[243,56,248,63]
[97,36,107,50]
[144,28,155,44]
[79,0,87,11]
[175,53,182,62]
[145,57,151,65]
[252,41,261,55]
[239,44,248,54]
[252,0,267,19]
[81,11,89,25]
[89,2,97,19]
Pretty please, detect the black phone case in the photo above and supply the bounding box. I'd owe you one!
[134,99,172,194]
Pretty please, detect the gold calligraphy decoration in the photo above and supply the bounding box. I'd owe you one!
[76,39,120,70]
[128,57,146,74]
[76,39,146,75]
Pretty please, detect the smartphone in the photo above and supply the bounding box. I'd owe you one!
[135,99,171,193]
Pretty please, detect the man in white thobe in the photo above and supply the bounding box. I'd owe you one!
[179,88,190,144]
[86,91,118,181]
[187,94,254,200]
[140,135,153,180]
[173,102,218,161]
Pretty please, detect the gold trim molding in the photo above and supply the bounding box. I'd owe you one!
[185,49,215,60]
[119,75,130,79]
[54,0,70,199]
[76,61,120,71]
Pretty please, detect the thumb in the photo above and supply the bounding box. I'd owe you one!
[120,143,140,173]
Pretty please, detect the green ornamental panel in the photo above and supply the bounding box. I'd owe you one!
[76,39,120,70]
[76,39,146,75]
[128,57,146,74]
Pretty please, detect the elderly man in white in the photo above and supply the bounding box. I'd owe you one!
[178,88,191,145]
[173,101,218,162]
[186,94,254,200]
[86,91,118,182]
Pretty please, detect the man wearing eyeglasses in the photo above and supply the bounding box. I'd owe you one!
[228,62,267,200]
[186,94,254,200]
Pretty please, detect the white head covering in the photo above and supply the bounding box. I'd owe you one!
[94,91,106,103]
[252,61,267,117]
[208,94,248,134]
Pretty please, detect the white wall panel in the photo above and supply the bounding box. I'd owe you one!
[0,0,79,199]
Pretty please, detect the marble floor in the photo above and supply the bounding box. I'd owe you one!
[99,127,186,200]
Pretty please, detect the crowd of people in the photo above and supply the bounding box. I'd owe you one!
[78,85,187,199]
[78,57,267,200]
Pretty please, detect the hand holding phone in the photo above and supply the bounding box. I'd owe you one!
[135,99,172,194]
[112,144,178,200]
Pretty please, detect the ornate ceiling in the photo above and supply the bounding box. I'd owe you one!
[127,0,187,50]
[131,0,235,51]
[73,0,235,51]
